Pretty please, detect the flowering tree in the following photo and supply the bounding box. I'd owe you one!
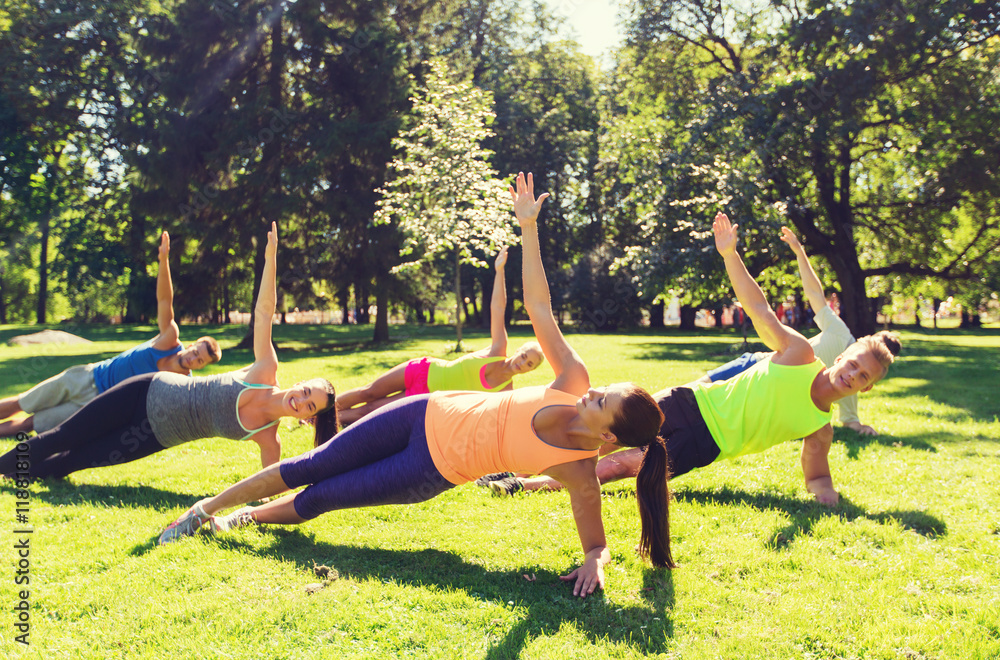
[375,59,515,349]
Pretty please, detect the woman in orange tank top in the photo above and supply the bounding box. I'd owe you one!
[160,173,674,597]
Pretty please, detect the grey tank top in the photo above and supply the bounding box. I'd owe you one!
[147,371,278,448]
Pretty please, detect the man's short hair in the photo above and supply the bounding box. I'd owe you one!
[854,331,901,380]
[197,336,222,365]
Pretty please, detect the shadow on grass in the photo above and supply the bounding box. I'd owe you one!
[629,338,771,365]
[191,532,675,658]
[0,479,200,511]
[836,428,939,460]
[675,486,947,549]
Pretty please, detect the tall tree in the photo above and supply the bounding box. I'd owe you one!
[623,0,1000,336]
[375,59,515,349]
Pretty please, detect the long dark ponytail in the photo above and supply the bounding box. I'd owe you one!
[609,384,676,569]
[312,379,340,447]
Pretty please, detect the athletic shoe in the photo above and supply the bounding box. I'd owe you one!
[159,503,211,544]
[210,506,258,534]
[474,471,515,487]
[488,477,523,497]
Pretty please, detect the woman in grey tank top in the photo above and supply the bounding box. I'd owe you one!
[0,223,340,482]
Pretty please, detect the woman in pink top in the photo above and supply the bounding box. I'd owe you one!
[160,173,672,597]
[335,246,544,425]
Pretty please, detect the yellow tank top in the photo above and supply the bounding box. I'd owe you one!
[424,385,599,485]
[692,358,832,459]
[426,355,511,392]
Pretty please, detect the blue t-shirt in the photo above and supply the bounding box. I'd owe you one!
[91,339,183,393]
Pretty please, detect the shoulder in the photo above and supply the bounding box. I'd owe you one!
[544,455,598,482]
[772,331,815,366]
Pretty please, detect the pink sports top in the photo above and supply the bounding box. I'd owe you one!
[424,385,599,485]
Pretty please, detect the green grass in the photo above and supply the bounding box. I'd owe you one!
[0,323,998,659]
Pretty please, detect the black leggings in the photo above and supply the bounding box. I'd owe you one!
[0,374,163,480]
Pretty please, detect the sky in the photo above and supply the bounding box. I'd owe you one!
[547,0,625,61]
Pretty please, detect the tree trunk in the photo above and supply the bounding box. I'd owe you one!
[824,252,875,337]
[237,14,284,350]
[339,287,350,325]
[649,300,665,329]
[469,272,480,325]
[222,269,231,324]
[36,210,49,324]
[0,261,6,324]
[479,270,491,328]
[454,249,463,349]
[712,304,723,328]
[356,279,369,324]
[679,305,697,331]
[373,273,389,342]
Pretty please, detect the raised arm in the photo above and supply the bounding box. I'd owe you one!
[713,213,812,365]
[152,231,181,350]
[487,246,510,357]
[511,172,589,394]
[244,222,279,384]
[780,227,827,314]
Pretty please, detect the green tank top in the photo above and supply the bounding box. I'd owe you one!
[427,355,511,393]
[691,358,832,460]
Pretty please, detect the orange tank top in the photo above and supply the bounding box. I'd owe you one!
[424,385,599,485]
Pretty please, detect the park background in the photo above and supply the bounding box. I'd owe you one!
[1,0,998,340]
[1,0,999,658]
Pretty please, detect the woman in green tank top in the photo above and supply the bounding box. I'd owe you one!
[337,247,546,425]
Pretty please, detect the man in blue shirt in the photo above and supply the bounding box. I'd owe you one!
[0,232,221,437]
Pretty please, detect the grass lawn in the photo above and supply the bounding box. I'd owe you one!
[0,322,998,659]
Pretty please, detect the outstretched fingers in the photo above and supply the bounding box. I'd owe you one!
[713,212,738,255]
[265,221,279,258]
[780,226,803,251]
[509,171,550,224]
[495,245,509,270]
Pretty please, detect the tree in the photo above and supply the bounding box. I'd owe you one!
[375,59,516,349]
[622,0,1000,336]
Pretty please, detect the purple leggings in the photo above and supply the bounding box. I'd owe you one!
[280,395,455,520]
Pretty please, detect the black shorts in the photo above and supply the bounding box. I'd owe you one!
[657,387,720,478]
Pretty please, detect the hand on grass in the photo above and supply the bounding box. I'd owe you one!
[560,556,605,598]
[807,478,840,507]
[845,421,878,436]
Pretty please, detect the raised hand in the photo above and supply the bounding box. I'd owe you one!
[159,231,170,261]
[265,221,278,260]
[508,171,549,226]
[780,226,804,254]
[713,212,738,257]
[494,245,508,271]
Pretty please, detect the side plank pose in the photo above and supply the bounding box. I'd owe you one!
[489,215,900,507]
[336,246,544,425]
[0,232,222,438]
[697,226,880,437]
[159,173,672,598]
[0,223,336,480]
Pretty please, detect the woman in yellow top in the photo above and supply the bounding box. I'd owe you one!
[159,173,673,597]
[336,247,545,425]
